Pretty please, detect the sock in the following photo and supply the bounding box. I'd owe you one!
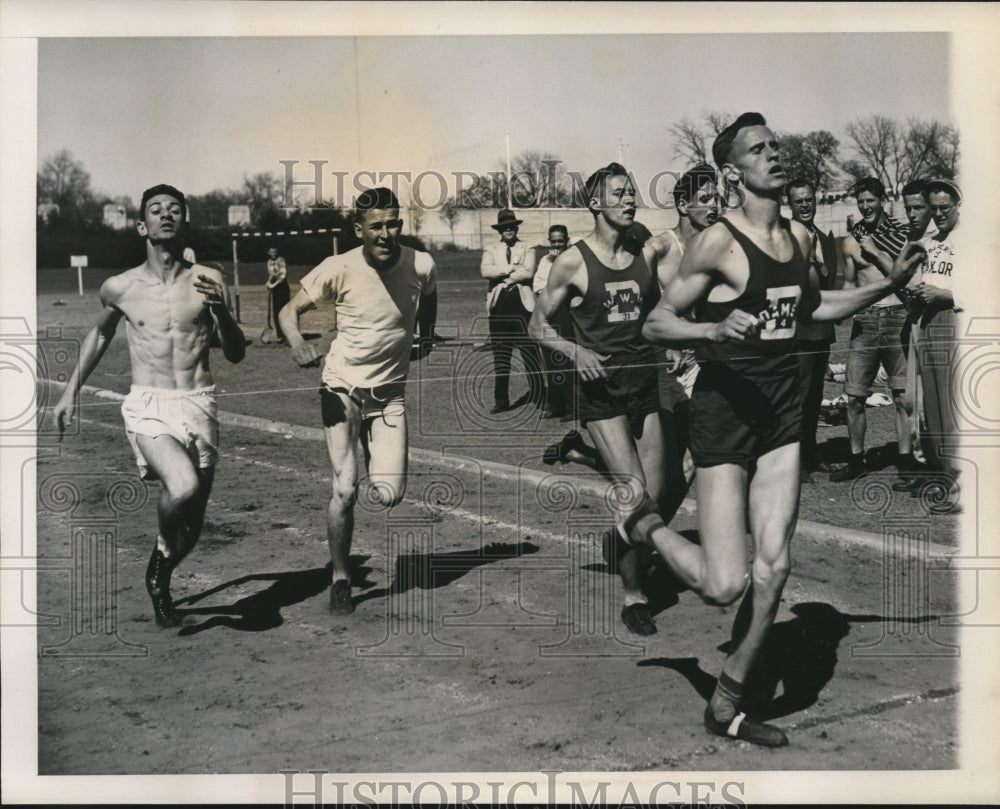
[622,593,648,608]
[156,535,172,559]
[849,451,864,468]
[709,671,743,723]
[898,452,914,471]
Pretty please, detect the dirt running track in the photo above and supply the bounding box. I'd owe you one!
[36,389,958,776]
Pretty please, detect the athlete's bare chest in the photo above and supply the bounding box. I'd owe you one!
[119,276,208,332]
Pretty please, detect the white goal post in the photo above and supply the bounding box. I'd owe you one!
[229,227,341,322]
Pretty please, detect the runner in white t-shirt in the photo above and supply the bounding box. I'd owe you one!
[279,187,438,615]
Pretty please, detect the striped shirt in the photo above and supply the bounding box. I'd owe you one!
[851,213,908,260]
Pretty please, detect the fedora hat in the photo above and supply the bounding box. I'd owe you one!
[491,209,523,231]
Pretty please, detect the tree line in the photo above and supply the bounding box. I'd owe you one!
[669,111,959,198]
[37,111,959,245]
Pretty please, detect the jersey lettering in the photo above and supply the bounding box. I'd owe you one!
[758,285,801,340]
[602,280,643,323]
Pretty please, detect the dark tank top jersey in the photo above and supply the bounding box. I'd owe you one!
[695,218,819,376]
[567,240,659,358]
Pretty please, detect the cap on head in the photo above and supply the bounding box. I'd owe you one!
[926,177,962,202]
[711,112,766,167]
[140,183,186,219]
[852,177,886,199]
[673,162,717,208]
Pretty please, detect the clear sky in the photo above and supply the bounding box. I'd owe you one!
[38,32,949,204]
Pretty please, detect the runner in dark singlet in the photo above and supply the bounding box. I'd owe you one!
[567,239,660,432]
[638,113,924,747]
[689,216,818,467]
[529,162,680,638]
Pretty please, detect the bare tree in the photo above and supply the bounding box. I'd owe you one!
[188,189,242,229]
[439,198,460,243]
[668,112,733,166]
[845,116,906,197]
[669,117,711,165]
[37,149,95,215]
[243,171,284,223]
[777,130,841,191]
[406,198,424,235]
[457,173,502,209]
[704,112,732,138]
[499,150,569,207]
[902,119,960,181]
[839,159,870,189]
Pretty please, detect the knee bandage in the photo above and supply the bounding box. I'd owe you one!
[621,494,666,548]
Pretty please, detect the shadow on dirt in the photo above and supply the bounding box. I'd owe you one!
[353,540,540,607]
[174,563,334,635]
[171,542,539,634]
[639,601,949,720]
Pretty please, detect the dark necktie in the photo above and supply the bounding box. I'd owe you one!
[506,246,512,264]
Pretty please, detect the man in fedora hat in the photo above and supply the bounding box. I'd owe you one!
[481,208,545,413]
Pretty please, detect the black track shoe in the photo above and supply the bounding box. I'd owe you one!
[704,705,788,747]
[145,549,181,628]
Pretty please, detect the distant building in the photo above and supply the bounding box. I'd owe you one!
[37,202,60,223]
[103,203,129,231]
[228,204,251,228]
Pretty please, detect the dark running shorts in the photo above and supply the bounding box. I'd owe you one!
[689,360,801,467]
[578,351,659,432]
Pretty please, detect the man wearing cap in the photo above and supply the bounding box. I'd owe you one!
[904,178,963,513]
[785,178,842,481]
[832,177,916,483]
[481,209,545,414]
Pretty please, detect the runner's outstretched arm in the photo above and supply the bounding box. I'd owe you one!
[51,282,124,438]
[812,241,925,322]
[279,288,323,368]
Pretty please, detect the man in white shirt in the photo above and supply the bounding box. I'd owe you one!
[481,209,544,413]
[906,178,963,514]
[279,187,438,614]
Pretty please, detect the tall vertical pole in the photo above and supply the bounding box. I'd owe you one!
[231,237,241,323]
[505,131,513,210]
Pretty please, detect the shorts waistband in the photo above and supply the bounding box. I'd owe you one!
[856,304,906,315]
[128,385,217,397]
[321,380,404,399]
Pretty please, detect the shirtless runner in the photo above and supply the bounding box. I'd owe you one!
[53,183,246,628]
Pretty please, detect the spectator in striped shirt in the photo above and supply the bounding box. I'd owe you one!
[831,177,917,483]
